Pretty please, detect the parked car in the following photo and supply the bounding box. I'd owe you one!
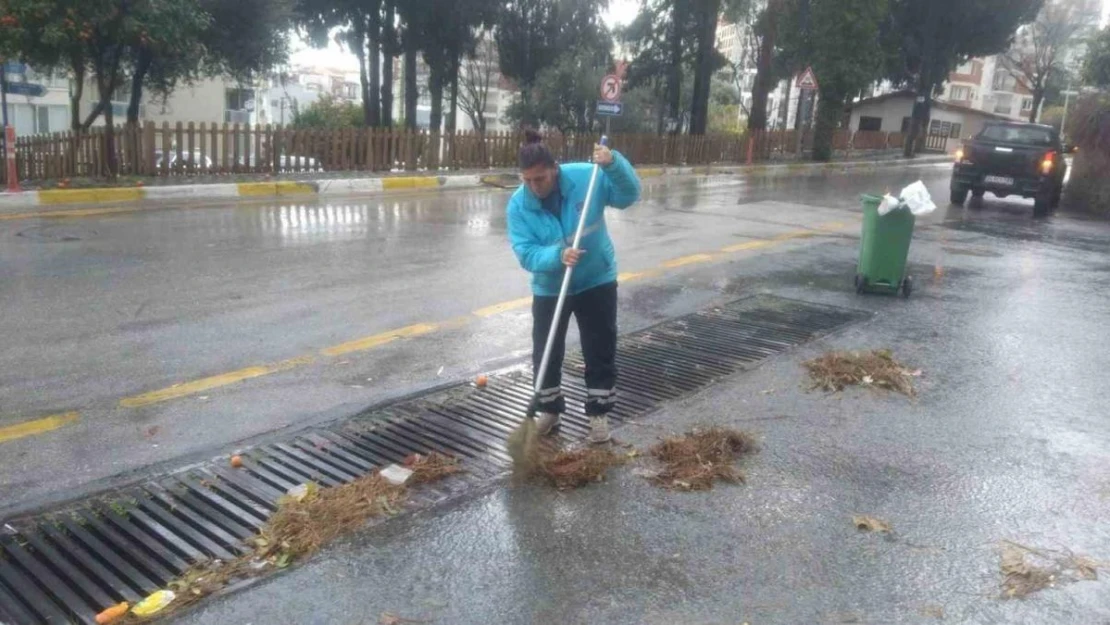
[154,150,213,172]
[949,121,1067,218]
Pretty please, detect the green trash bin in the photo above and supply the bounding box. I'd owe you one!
[856,194,914,297]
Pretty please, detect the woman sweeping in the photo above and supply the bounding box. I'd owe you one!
[506,129,642,444]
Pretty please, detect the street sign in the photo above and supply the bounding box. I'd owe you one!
[596,101,623,116]
[2,61,27,76]
[795,66,819,91]
[2,82,46,97]
[600,74,622,103]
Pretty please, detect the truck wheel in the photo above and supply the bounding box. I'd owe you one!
[950,187,969,206]
[1033,194,1050,218]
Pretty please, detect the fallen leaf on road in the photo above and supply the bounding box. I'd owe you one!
[919,604,945,619]
[853,515,892,533]
[380,613,429,625]
[144,425,160,439]
[999,541,1101,599]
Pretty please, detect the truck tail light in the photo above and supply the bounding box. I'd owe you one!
[1041,152,1054,175]
[955,148,965,162]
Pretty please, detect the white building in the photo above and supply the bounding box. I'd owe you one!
[1,64,72,135]
[715,19,794,129]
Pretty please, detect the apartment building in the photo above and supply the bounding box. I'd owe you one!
[1,63,73,135]
[716,19,795,129]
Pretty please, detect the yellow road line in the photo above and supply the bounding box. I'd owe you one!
[321,323,439,357]
[110,222,854,411]
[473,297,531,318]
[0,412,79,444]
[720,240,776,253]
[661,253,716,269]
[120,356,314,408]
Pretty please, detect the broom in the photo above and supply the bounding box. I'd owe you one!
[508,136,609,472]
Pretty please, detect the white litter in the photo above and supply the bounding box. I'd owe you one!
[877,181,937,216]
[380,464,414,486]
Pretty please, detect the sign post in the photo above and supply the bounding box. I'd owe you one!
[596,74,623,135]
[794,67,819,156]
[5,125,18,193]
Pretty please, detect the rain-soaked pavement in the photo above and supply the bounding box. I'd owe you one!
[4,161,1110,623]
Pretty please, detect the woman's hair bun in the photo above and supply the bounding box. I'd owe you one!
[522,127,543,145]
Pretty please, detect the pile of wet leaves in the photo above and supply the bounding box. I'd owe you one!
[646,427,758,491]
[120,453,461,621]
[999,541,1101,599]
[534,446,629,490]
[803,349,920,397]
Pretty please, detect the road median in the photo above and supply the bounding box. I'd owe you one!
[0,155,950,215]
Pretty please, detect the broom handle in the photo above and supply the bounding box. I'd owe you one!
[533,136,609,402]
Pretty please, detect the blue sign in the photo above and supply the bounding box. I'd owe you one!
[2,82,47,97]
[2,61,27,75]
[596,101,623,116]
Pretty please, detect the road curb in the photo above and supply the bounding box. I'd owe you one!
[0,156,950,214]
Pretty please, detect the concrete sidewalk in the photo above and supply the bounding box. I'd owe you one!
[0,155,950,214]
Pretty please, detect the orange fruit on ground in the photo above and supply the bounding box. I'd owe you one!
[476,375,488,388]
[230,455,243,468]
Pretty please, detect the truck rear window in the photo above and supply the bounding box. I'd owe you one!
[979,125,1054,146]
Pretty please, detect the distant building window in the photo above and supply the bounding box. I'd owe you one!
[949,86,970,101]
[949,123,963,139]
[992,72,1016,92]
[929,120,954,137]
[859,116,882,132]
[1021,98,1033,112]
[956,61,974,75]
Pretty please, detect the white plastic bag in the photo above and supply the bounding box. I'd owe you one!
[878,194,901,216]
[899,180,936,216]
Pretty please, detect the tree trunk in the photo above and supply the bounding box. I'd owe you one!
[748,1,780,131]
[381,0,395,127]
[352,22,372,127]
[690,0,721,135]
[446,54,460,133]
[403,32,418,130]
[95,46,124,177]
[70,59,85,132]
[666,0,686,133]
[812,88,842,162]
[1029,88,1043,123]
[428,67,444,133]
[904,3,939,158]
[368,12,381,127]
[903,80,934,158]
[127,47,152,125]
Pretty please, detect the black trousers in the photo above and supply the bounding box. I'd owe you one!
[532,281,618,416]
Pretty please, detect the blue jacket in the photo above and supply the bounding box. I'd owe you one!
[507,151,641,296]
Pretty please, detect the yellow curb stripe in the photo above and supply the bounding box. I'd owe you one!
[661,253,716,269]
[0,411,80,444]
[237,183,278,197]
[473,297,531,318]
[381,177,439,190]
[38,188,145,206]
[120,356,315,408]
[275,181,316,196]
[321,323,439,357]
[638,168,665,178]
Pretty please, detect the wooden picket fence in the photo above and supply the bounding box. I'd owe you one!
[3,122,914,183]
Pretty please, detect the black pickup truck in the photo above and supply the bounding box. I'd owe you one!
[950,121,1067,218]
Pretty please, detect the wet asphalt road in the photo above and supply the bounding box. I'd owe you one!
[0,162,950,515]
[5,161,1110,623]
[161,169,1110,625]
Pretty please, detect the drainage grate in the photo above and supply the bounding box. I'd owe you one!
[0,295,867,624]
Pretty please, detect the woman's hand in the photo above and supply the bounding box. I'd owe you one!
[562,247,586,267]
[593,144,613,167]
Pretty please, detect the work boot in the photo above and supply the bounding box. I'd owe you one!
[536,412,561,436]
[588,417,611,444]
